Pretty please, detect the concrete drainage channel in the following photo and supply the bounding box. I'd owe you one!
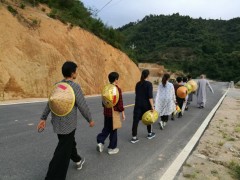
[159,85,231,180]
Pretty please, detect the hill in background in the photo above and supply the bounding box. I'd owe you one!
[118,13,240,82]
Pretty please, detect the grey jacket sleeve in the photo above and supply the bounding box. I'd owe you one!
[74,84,92,122]
[40,103,51,120]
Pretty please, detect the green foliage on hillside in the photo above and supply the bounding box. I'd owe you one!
[23,0,124,50]
[119,13,240,82]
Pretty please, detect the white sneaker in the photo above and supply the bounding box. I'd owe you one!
[108,148,119,155]
[76,158,85,170]
[163,122,167,127]
[97,143,104,152]
[159,121,164,130]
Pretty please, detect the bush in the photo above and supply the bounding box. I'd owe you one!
[7,5,18,16]
[20,3,25,9]
[228,161,240,179]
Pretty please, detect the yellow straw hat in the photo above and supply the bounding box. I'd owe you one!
[188,80,198,92]
[142,110,159,125]
[49,82,75,116]
[102,84,119,108]
[184,83,192,94]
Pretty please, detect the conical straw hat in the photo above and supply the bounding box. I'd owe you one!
[102,84,119,108]
[188,80,198,92]
[184,83,193,94]
[177,86,188,99]
[49,82,75,116]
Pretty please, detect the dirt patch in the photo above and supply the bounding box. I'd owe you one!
[178,88,240,180]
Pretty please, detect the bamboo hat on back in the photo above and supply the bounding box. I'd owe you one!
[49,82,75,116]
[102,84,119,108]
[188,80,198,92]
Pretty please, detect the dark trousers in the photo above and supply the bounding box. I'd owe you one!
[161,115,169,122]
[97,116,117,149]
[132,107,152,137]
[45,129,81,180]
[177,97,184,116]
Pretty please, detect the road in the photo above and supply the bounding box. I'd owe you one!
[0,82,228,180]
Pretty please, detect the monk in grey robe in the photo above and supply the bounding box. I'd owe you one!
[196,75,214,108]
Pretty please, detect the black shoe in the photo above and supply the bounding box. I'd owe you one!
[147,132,156,139]
[185,107,188,111]
[130,137,139,144]
[171,116,175,121]
[178,114,182,118]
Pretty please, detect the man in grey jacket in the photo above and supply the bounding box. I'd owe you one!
[37,61,95,180]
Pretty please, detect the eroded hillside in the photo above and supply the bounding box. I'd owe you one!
[0,2,140,100]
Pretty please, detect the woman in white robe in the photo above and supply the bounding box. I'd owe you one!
[155,74,176,130]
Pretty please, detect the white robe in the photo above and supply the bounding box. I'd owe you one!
[155,82,176,116]
[196,79,214,107]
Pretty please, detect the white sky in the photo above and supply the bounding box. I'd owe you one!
[81,0,240,28]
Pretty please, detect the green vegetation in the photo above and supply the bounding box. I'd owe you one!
[23,0,124,50]
[228,160,240,179]
[119,13,240,82]
[217,141,224,146]
[211,169,218,176]
[183,173,196,179]
[7,5,18,16]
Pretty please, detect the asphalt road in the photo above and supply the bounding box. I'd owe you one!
[0,82,228,180]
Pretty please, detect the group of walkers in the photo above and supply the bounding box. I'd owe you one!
[37,61,214,180]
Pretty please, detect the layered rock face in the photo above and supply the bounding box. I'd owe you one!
[0,4,140,100]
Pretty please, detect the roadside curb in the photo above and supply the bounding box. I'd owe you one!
[159,88,229,180]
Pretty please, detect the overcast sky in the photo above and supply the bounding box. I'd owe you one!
[81,0,240,28]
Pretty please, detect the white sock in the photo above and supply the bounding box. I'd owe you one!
[132,136,137,139]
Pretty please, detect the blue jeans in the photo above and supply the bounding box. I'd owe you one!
[97,116,117,149]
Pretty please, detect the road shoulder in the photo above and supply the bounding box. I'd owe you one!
[177,88,240,180]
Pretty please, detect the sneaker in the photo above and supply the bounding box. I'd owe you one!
[171,116,175,121]
[76,158,85,170]
[97,143,104,152]
[130,137,139,144]
[158,121,164,130]
[147,132,156,139]
[163,122,167,127]
[108,148,119,155]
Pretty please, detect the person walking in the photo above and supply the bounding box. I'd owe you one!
[196,74,214,108]
[131,69,155,143]
[174,77,185,118]
[96,72,125,155]
[155,73,176,130]
[37,61,95,180]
